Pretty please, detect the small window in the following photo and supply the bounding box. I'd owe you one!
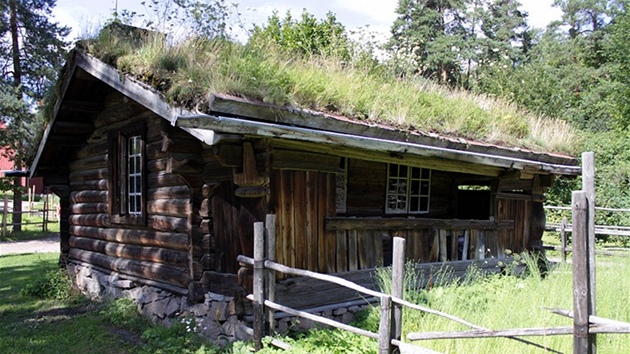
[108,124,146,225]
[386,164,430,214]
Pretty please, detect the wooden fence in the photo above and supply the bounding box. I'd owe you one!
[239,152,630,354]
[1,191,57,237]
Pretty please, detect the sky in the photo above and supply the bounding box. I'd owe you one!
[52,0,563,44]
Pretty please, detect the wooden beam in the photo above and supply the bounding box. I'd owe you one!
[176,115,580,176]
[326,217,514,231]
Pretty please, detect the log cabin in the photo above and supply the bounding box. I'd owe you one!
[31,40,580,321]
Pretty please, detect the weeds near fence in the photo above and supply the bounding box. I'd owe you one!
[363,254,630,353]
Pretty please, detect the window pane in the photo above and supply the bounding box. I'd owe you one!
[420,197,428,212]
[421,181,430,195]
[399,165,407,177]
[411,167,420,179]
[421,168,430,179]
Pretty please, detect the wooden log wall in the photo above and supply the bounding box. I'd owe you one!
[65,92,207,291]
[200,141,267,277]
[344,159,455,218]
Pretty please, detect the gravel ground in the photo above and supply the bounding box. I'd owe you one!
[0,233,60,256]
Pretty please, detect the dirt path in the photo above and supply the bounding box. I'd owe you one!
[0,233,60,256]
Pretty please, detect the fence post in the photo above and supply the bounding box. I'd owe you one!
[378,295,393,354]
[391,237,405,343]
[582,151,597,353]
[572,191,592,354]
[265,214,276,334]
[561,217,568,263]
[2,195,8,238]
[253,221,265,351]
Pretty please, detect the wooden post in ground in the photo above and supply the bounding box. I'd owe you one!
[378,295,393,354]
[582,151,597,353]
[391,237,405,343]
[2,195,8,238]
[561,217,568,262]
[572,191,592,353]
[253,221,265,351]
[265,214,276,334]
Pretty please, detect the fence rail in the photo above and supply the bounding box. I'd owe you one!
[1,193,57,237]
[239,212,630,353]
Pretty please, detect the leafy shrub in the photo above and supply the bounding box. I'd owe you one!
[20,267,75,300]
[99,298,149,333]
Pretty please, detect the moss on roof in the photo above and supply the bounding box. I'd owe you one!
[77,25,578,155]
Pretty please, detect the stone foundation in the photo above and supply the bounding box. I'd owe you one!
[67,262,372,345]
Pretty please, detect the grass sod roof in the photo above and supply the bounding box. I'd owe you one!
[76,25,578,159]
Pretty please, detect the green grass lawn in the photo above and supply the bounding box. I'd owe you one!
[2,251,628,353]
[0,253,139,354]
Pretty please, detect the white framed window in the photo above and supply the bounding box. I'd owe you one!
[126,136,143,216]
[386,164,430,214]
[108,124,145,225]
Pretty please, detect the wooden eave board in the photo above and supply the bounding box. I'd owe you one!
[207,93,579,169]
[176,115,581,176]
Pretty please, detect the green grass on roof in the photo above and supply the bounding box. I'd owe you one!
[79,28,578,155]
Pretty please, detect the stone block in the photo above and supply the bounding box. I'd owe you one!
[164,297,181,318]
[191,303,209,317]
[210,301,228,321]
[341,312,354,324]
[333,307,348,316]
[348,305,361,313]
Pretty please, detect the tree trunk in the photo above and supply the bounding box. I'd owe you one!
[9,0,23,233]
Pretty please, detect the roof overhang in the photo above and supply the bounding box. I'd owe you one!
[175,115,581,176]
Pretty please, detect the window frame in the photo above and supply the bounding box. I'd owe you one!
[108,123,146,225]
[385,163,431,215]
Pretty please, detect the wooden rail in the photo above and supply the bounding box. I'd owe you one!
[1,194,57,237]
[240,216,571,353]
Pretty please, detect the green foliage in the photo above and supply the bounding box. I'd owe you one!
[99,298,149,333]
[20,266,74,301]
[249,10,353,61]
[0,0,69,165]
[140,320,219,354]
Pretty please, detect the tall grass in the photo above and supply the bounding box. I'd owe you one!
[369,255,630,353]
[78,28,579,155]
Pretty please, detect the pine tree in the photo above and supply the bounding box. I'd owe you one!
[389,0,468,85]
[0,0,69,231]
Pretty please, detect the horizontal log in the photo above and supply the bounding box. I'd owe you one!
[147,186,191,200]
[68,248,190,287]
[70,202,108,214]
[147,172,186,188]
[272,149,341,173]
[69,168,108,182]
[326,217,514,231]
[69,236,188,267]
[76,142,108,159]
[147,198,192,218]
[147,154,204,174]
[92,100,147,129]
[147,215,189,233]
[70,190,107,203]
[69,179,108,190]
[160,137,202,154]
[69,154,108,171]
[69,214,109,227]
[70,225,188,251]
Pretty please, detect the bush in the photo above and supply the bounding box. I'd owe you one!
[20,267,75,300]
